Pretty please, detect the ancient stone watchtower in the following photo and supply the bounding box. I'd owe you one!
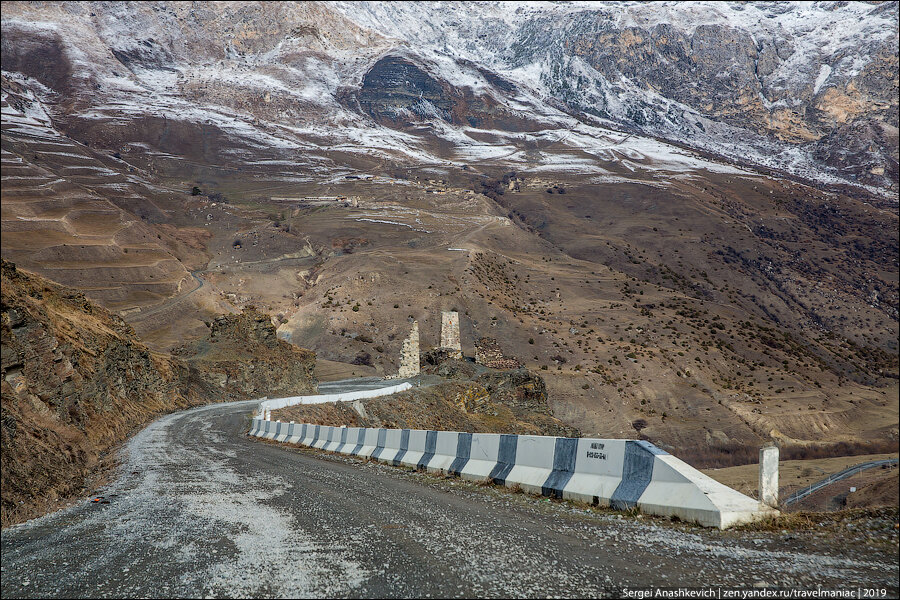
[440,311,462,358]
[397,320,420,378]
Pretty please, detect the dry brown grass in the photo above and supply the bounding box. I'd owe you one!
[735,506,898,532]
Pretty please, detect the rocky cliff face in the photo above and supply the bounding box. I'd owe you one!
[0,261,316,526]
[334,1,899,195]
[175,308,317,402]
[1,259,192,525]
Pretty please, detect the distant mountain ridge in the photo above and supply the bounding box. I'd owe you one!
[1,1,897,197]
[331,1,899,195]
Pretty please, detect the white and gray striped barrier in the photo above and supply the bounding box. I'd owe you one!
[249,418,776,528]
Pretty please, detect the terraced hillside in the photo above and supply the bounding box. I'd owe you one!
[1,1,896,465]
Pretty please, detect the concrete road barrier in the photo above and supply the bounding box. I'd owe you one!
[248,415,776,528]
[376,429,402,464]
[335,427,360,454]
[398,429,430,469]
[325,427,348,453]
[264,420,281,441]
[459,433,502,481]
[257,382,412,416]
[349,428,367,456]
[301,424,319,447]
[275,422,294,443]
[504,435,557,495]
[358,428,382,458]
[427,431,462,474]
[313,426,332,450]
[288,423,307,445]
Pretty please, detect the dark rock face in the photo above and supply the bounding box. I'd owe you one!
[812,120,899,189]
[359,56,454,123]
[355,54,534,131]
[1,260,190,526]
[0,27,74,95]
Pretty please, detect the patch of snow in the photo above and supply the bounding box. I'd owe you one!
[813,64,832,95]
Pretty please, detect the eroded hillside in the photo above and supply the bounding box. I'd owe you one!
[0,260,316,526]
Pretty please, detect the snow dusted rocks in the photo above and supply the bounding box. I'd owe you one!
[2,2,896,196]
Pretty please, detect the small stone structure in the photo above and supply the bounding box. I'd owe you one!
[440,311,462,358]
[758,444,779,507]
[397,320,420,378]
[474,337,522,370]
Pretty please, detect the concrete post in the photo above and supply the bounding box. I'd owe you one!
[759,443,779,507]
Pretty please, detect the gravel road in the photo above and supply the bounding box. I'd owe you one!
[2,380,897,598]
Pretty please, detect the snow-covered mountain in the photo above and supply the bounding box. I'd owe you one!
[1,1,897,196]
[331,1,899,194]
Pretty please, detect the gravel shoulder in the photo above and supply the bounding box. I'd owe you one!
[2,384,897,598]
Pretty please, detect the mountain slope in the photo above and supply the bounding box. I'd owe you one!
[1,2,896,473]
[3,1,896,197]
[1,259,316,526]
[332,1,899,196]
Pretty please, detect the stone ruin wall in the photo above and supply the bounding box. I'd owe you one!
[397,320,420,378]
[474,337,522,370]
[440,311,462,359]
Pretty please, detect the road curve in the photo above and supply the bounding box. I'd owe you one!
[2,380,897,598]
[783,459,899,506]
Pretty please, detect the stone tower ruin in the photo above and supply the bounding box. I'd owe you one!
[440,311,462,358]
[397,320,420,378]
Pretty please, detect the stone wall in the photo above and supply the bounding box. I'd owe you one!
[474,337,521,370]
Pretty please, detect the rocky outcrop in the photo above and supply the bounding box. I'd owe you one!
[468,369,546,414]
[421,350,477,380]
[1,262,316,526]
[274,364,575,438]
[333,2,900,194]
[174,308,317,402]
[1,260,194,526]
[556,18,898,190]
[348,54,537,131]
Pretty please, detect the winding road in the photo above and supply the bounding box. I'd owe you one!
[2,380,897,598]
[783,459,899,506]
